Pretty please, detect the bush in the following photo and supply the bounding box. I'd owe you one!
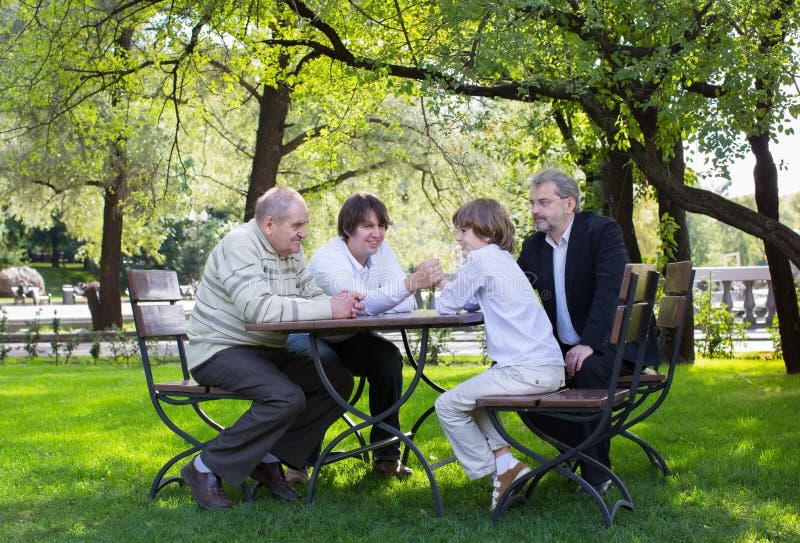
[693,288,748,358]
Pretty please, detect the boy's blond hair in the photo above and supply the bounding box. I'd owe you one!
[452,198,515,252]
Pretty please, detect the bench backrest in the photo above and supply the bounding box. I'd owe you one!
[127,269,191,382]
[656,260,694,367]
[610,264,659,348]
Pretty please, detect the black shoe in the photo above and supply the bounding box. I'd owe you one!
[579,479,612,496]
[180,459,233,509]
[250,462,301,501]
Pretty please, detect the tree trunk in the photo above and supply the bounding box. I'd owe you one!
[49,225,60,268]
[89,24,132,331]
[601,150,642,263]
[243,82,292,222]
[93,183,124,330]
[749,132,800,373]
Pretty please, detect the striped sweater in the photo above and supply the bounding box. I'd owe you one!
[186,219,332,370]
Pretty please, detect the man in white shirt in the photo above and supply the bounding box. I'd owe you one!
[288,192,442,478]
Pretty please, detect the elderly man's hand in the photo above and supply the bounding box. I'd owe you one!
[331,290,365,319]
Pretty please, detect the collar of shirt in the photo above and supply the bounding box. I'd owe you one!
[337,236,375,274]
[545,216,574,250]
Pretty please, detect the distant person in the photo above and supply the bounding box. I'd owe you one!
[433,198,564,511]
[182,186,362,509]
[288,192,443,480]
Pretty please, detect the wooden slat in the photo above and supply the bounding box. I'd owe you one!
[624,302,650,342]
[134,305,187,337]
[207,386,239,395]
[476,391,559,408]
[619,263,657,301]
[155,380,208,393]
[537,389,628,408]
[609,306,625,347]
[663,261,693,295]
[656,296,687,329]
[619,369,666,384]
[127,269,182,302]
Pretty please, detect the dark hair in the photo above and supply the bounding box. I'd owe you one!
[338,192,392,240]
[452,198,515,252]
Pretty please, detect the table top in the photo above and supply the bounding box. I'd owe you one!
[244,309,483,333]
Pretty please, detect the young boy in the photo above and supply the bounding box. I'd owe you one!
[434,198,565,511]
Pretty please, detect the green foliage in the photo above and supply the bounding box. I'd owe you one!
[0,221,25,268]
[693,288,748,358]
[22,309,43,361]
[655,212,679,270]
[0,309,10,364]
[767,314,783,360]
[407,326,455,365]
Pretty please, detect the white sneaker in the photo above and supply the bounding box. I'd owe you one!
[284,467,308,484]
[491,460,531,511]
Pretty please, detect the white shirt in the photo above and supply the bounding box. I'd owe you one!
[435,244,563,368]
[307,237,416,316]
[546,219,580,346]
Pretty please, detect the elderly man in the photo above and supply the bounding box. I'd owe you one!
[181,186,363,509]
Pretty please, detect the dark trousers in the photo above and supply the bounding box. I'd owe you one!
[525,347,616,485]
[287,332,404,461]
[191,345,353,486]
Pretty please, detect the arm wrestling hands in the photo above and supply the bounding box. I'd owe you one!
[406,258,444,292]
[330,258,443,319]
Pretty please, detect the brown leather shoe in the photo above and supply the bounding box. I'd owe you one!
[372,459,413,478]
[180,459,233,509]
[250,462,301,501]
[284,466,309,484]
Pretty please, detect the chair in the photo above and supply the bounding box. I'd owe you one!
[128,269,369,500]
[616,261,694,475]
[476,265,660,525]
[126,269,251,501]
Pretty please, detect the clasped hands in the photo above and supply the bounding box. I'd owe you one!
[331,290,365,319]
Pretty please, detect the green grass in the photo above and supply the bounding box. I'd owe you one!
[30,262,98,297]
[1,358,798,542]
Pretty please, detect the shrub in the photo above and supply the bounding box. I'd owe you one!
[693,288,747,358]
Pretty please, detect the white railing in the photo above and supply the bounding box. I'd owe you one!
[693,266,777,326]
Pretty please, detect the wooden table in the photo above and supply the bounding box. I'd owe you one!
[245,309,484,515]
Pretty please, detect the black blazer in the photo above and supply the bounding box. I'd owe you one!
[517,211,629,357]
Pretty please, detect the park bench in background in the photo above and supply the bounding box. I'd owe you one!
[13,285,51,305]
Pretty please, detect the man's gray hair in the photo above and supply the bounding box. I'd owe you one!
[525,168,582,213]
[254,186,305,223]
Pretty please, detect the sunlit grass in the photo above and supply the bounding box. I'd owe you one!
[1,358,798,542]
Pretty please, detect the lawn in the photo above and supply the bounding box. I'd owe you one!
[1,358,798,542]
